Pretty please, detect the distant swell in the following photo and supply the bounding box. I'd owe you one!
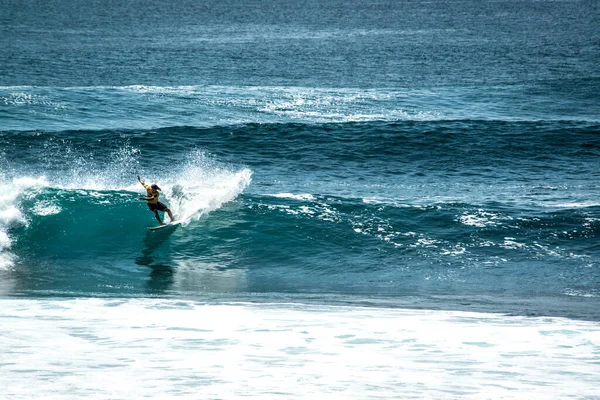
[2,120,599,173]
[2,84,599,132]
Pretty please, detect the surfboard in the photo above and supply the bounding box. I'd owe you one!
[148,220,182,231]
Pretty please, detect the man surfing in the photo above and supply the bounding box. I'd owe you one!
[137,175,175,226]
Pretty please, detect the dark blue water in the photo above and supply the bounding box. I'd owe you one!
[1,0,599,319]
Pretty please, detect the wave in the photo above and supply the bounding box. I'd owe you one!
[2,83,599,132]
[7,187,599,263]
[3,121,599,177]
[0,151,252,270]
[2,179,598,303]
[1,121,598,301]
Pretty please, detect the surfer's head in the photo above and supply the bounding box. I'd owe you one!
[151,184,161,192]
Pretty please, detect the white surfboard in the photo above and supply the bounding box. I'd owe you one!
[148,220,182,231]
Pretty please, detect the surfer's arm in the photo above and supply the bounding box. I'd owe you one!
[137,176,152,199]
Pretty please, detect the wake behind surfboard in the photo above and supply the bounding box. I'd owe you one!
[148,220,182,231]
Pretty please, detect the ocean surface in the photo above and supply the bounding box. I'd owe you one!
[1,0,599,398]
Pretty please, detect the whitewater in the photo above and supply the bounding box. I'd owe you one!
[2,298,599,399]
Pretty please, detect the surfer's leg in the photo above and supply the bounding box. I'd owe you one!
[166,208,174,221]
[153,210,164,225]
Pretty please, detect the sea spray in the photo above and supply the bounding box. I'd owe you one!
[159,150,252,224]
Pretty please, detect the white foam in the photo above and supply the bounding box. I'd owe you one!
[552,202,600,209]
[269,193,316,201]
[152,152,252,224]
[459,209,511,228]
[4,85,449,131]
[362,197,434,210]
[253,87,441,123]
[0,176,49,270]
[31,200,62,216]
[564,289,597,298]
[502,237,527,249]
[0,298,598,399]
[263,200,342,225]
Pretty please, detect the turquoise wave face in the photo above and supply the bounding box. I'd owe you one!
[1,121,599,318]
[5,184,600,312]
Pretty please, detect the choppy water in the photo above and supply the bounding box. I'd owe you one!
[1,0,599,398]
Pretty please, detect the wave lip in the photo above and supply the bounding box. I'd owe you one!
[168,168,253,225]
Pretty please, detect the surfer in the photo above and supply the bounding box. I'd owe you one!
[137,175,174,225]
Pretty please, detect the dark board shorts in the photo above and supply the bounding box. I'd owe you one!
[148,202,168,212]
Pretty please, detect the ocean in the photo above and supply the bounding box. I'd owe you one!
[1,0,599,398]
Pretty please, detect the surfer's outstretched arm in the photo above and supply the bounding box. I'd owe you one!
[137,175,145,186]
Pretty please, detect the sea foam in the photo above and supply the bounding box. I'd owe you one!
[0,298,598,399]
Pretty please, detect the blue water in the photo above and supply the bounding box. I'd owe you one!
[2,0,600,322]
